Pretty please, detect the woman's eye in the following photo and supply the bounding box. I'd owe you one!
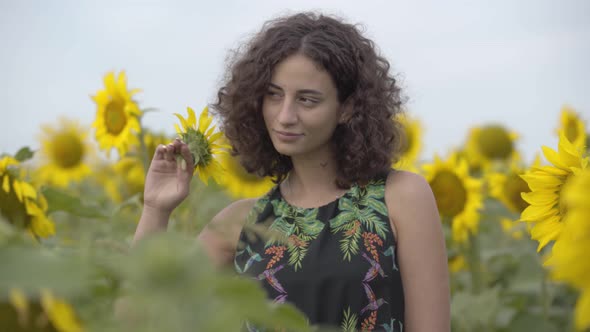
[299,97,318,106]
[266,91,281,98]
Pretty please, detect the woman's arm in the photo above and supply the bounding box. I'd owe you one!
[197,198,257,267]
[386,170,450,331]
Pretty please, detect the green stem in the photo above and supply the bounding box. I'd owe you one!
[541,269,550,323]
[137,115,150,175]
[467,232,482,294]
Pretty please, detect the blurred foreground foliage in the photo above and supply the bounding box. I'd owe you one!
[0,175,579,331]
[0,179,310,332]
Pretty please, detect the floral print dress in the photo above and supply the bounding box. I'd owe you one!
[234,175,404,331]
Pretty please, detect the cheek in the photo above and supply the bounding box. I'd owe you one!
[307,109,340,131]
[261,105,273,127]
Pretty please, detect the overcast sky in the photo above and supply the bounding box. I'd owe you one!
[1,0,588,162]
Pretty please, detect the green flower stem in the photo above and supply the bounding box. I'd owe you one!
[467,232,482,294]
[137,115,150,175]
[541,269,550,323]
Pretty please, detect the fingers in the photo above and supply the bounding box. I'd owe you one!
[180,144,195,170]
[172,138,183,150]
[153,139,191,168]
[164,143,175,161]
[154,144,167,160]
[154,142,178,161]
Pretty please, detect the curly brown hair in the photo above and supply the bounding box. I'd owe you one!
[211,12,405,188]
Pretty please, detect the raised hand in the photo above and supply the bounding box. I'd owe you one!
[143,138,195,214]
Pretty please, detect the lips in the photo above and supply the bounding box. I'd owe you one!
[274,129,302,137]
[273,129,303,142]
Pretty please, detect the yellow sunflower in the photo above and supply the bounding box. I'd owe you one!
[544,169,590,330]
[520,131,589,251]
[498,217,525,240]
[143,130,173,161]
[90,162,124,203]
[393,114,423,171]
[0,156,54,238]
[96,131,173,203]
[113,157,146,198]
[91,71,142,158]
[40,289,84,332]
[488,164,531,215]
[6,288,84,332]
[465,124,520,171]
[557,105,587,151]
[487,158,540,239]
[218,150,274,199]
[9,288,29,326]
[448,255,467,273]
[35,118,92,188]
[455,148,481,174]
[422,154,484,244]
[173,106,229,185]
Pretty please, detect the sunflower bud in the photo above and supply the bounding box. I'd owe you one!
[173,106,229,184]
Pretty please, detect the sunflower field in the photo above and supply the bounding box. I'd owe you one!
[0,71,589,332]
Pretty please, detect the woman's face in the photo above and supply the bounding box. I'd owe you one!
[262,53,342,158]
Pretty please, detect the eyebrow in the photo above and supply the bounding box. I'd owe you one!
[268,83,324,96]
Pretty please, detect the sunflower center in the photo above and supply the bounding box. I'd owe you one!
[564,119,579,143]
[477,125,513,160]
[503,173,530,213]
[430,170,467,218]
[50,133,84,168]
[104,99,128,135]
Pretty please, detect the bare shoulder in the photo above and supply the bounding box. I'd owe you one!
[209,198,258,226]
[384,170,439,230]
[197,198,258,267]
[385,169,433,202]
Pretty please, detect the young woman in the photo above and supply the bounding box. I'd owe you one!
[134,12,450,331]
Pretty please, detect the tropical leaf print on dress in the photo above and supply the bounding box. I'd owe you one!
[234,245,262,274]
[267,199,325,270]
[329,179,390,261]
[341,307,359,332]
[234,175,405,331]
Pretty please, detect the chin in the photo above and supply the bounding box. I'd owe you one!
[270,141,302,156]
[273,145,298,157]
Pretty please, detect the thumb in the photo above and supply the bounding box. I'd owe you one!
[178,144,196,178]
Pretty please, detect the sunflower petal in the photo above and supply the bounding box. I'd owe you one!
[198,107,213,133]
[30,215,55,238]
[521,190,557,206]
[521,203,558,222]
[12,179,24,202]
[2,175,9,193]
[529,165,569,177]
[173,113,190,131]
[103,71,117,95]
[187,107,197,127]
[530,221,562,252]
[542,145,572,171]
[116,71,128,94]
[558,132,583,167]
[520,173,562,191]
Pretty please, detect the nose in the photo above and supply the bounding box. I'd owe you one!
[277,97,298,126]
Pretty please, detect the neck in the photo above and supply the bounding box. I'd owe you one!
[283,149,347,205]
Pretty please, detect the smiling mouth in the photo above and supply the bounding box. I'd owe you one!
[274,129,303,136]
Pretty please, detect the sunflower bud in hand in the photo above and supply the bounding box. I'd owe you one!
[173,106,229,185]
